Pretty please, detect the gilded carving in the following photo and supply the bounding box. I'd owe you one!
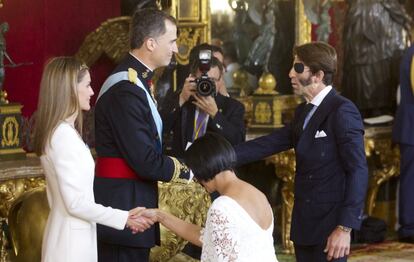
[1,116,18,147]
[0,222,9,262]
[296,0,312,45]
[175,27,201,65]
[150,181,211,261]
[75,17,130,67]
[266,150,296,254]
[254,102,272,124]
[364,135,400,216]
[0,177,45,218]
[0,176,45,262]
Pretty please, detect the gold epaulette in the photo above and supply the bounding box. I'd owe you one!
[169,156,191,184]
[128,68,138,85]
[410,55,414,94]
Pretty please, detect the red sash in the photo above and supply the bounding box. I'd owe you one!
[95,157,140,180]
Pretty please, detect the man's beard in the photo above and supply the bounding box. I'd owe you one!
[298,75,312,87]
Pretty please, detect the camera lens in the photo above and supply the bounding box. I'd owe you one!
[196,78,215,96]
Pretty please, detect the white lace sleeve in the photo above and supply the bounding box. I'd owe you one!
[201,205,239,261]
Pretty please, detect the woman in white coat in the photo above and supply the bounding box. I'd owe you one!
[33,57,153,262]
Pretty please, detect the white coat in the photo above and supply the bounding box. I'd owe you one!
[41,121,129,262]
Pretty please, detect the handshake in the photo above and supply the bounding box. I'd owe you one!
[125,207,158,234]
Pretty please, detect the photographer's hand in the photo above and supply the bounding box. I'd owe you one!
[179,75,196,107]
[193,95,218,118]
[217,77,229,97]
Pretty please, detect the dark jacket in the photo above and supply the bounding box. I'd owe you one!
[160,91,245,158]
[94,54,176,248]
[235,89,368,245]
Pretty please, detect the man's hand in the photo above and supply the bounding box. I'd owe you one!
[216,77,229,97]
[129,209,159,234]
[179,75,196,106]
[324,227,351,261]
[192,94,218,118]
[126,207,155,233]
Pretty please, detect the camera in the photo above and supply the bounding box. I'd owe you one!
[193,50,216,97]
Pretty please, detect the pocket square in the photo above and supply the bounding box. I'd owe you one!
[315,130,327,138]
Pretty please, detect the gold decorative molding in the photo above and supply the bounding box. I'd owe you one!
[0,103,25,160]
[150,181,211,261]
[249,94,303,130]
[0,148,25,155]
[177,0,200,21]
[1,116,19,147]
[75,16,130,67]
[364,128,400,216]
[266,150,296,254]
[0,177,45,218]
[175,27,202,65]
[296,0,312,45]
[0,104,22,115]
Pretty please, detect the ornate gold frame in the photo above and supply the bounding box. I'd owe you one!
[177,0,200,21]
[295,0,312,45]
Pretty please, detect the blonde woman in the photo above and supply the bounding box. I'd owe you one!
[33,57,152,262]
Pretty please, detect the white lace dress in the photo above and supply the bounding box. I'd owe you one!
[200,196,278,262]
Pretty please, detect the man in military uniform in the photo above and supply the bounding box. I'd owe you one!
[93,8,191,262]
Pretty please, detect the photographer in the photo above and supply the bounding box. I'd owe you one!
[160,54,245,159]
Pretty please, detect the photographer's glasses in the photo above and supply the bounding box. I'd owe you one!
[293,62,309,74]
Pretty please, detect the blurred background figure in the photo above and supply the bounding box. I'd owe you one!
[341,0,412,117]
[392,43,414,244]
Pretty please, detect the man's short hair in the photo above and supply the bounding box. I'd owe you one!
[293,41,337,85]
[130,8,176,49]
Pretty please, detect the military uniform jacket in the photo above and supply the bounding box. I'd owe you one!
[160,92,246,158]
[94,54,176,248]
[235,89,368,245]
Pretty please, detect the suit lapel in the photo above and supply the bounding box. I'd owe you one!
[181,103,196,149]
[211,94,225,125]
[297,89,338,148]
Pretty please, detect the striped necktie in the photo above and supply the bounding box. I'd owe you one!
[294,103,314,142]
[192,110,208,141]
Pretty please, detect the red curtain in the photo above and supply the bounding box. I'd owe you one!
[0,0,120,116]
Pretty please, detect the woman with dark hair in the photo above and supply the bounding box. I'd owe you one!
[141,133,278,261]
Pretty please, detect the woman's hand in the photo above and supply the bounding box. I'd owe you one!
[126,207,155,233]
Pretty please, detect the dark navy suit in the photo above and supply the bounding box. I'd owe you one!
[94,54,183,261]
[235,89,368,261]
[160,92,245,158]
[393,44,414,238]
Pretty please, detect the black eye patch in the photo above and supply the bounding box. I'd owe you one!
[293,63,305,73]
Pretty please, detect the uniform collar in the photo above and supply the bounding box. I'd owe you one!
[128,52,154,83]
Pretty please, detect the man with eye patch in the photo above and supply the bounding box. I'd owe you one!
[234,41,368,262]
